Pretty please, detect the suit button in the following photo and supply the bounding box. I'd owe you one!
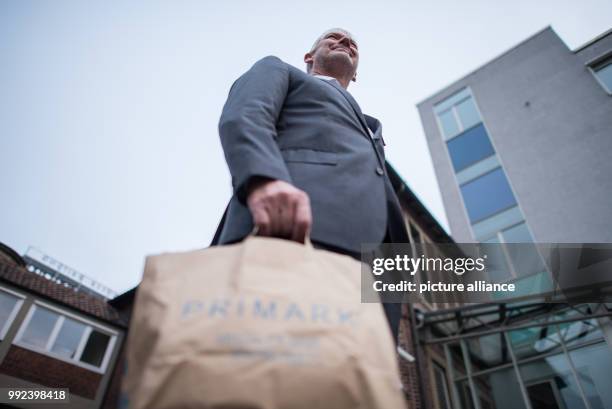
[376,166,384,176]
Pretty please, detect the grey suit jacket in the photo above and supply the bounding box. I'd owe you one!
[214,56,406,252]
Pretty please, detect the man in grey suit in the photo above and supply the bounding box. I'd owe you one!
[212,28,408,340]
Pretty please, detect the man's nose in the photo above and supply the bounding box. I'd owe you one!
[338,36,351,47]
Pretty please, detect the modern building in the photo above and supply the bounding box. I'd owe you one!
[0,243,126,409]
[414,27,612,409]
[417,27,612,246]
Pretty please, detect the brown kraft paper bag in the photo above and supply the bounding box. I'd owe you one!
[123,236,406,409]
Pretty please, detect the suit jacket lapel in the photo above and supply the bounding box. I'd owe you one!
[325,79,373,140]
[364,114,385,146]
[323,78,386,167]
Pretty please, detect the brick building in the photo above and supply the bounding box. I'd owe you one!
[387,164,460,409]
[0,243,127,408]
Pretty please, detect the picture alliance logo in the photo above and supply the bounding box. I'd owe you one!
[371,254,487,276]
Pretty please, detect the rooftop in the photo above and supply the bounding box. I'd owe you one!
[0,243,126,327]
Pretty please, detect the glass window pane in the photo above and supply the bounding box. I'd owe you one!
[447,341,465,369]
[509,271,554,298]
[51,318,86,359]
[508,325,564,361]
[461,168,517,223]
[568,342,612,409]
[466,334,512,371]
[508,244,546,278]
[433,364,451,409]
[481,241,514,283]
[457,380,475,409]
[438,109,459,139]
[557,314,604,348]
[447,124,495,172]
[595,62,612,93]
[457,368,528,409]
[456,97,481,129]
[434,88,471,114]
[473,206,523,241]
[519,353,589,409]
[501,223,532,243]
[80,330,111,367]
[20,307,59,349]
[0,291,20,334]
[456,155,500,185]
[501,223,549,280]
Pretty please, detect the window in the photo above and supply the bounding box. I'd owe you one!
[0,288,24,339]
[455,97,480,130]
[460,168,517,224]
[482,239,514,282]
[51,317,86,359]
[433,363,451,409]
[481,222,544,279]
[590,56,612,94]
[501,223,546,278]
[434,89,483,140]
[435,89,534,248]
[15,303,116,373]
[472,206,523,241]
[447,123,495,172]
[20,306,59,348]
[501,222,533,243]
[438,109,460,139]
[81,330,111,367]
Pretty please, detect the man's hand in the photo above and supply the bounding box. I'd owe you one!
[246,179,312,243]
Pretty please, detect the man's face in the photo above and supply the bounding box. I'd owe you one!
[306,31,359,78]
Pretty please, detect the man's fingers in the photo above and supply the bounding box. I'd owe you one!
[277,193,294,239]
[247,179,311,242]
[266,201,282,237]
[291,194,312,243]
[251,204,271,237]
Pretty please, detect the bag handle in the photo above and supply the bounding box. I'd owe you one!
[249,225,313,248]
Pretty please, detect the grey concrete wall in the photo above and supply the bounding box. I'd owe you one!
[418,27,612,243]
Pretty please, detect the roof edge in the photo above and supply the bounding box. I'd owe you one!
[417,26,554,107]
[0,242,26,267]
[385,161,453,243]
[573,27,612,53]
[0,262,127,328]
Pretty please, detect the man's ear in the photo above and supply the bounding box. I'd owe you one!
[304,52,313,65]
[352,72,357,82]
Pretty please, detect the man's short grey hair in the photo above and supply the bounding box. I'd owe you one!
[306,28,357,73]
[308,28,357,53]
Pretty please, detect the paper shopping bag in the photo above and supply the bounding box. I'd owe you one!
[123,236,405,409]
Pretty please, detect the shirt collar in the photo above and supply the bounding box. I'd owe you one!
[313,74,338,82]
[313,74,375,137]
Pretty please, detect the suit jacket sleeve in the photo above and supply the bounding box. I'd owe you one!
[218,55,292,203]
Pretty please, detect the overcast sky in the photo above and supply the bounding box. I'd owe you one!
[1,1,610,295]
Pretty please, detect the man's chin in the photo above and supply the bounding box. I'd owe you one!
[326,53,355,68]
